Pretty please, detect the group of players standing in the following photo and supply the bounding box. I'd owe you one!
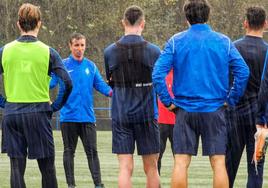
[0,0,268,188]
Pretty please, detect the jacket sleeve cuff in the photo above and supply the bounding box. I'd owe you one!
[226,97,236,107]
[256,116,266,126]
[164,102,172,108]
[0,96,6,108]
[51,103,60,112]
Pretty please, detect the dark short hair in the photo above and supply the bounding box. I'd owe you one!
[246,6,266,30]
[18,3,41,32]
[123,5,144,26]
[69,33,86,44]
[183,0,210,25]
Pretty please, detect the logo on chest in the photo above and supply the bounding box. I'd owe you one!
[85,68,90,75]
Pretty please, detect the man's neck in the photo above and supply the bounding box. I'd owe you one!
[72,55,83,62]
[124,27,142,36]
[20,30,38,38]
[246,29,264,38]
[125,32,142,36]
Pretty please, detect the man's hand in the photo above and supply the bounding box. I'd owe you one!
[168,104,176,112]
[253,125,268,163]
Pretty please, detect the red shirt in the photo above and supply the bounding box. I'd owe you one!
[157,70,175,125]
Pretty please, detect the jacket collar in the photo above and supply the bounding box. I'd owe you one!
[189,23,211,31]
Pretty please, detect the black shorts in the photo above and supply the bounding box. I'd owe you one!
[112,119,160,155]
[2,112,54,159]
[173,107,227,156]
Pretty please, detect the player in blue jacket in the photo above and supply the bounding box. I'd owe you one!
[152,0,249,187]
[50,33,112,188]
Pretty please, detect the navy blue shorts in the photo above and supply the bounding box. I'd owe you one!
[2,112,55,159]
[173,107,227,156]
[112,119,160,155]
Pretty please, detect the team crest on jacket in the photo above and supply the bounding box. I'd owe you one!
[85,68,90,75]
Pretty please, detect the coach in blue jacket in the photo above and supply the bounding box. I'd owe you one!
[152,0,249,187]
[50,33,112,188]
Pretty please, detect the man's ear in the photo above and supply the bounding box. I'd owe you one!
[264,20,268,30]
[17,21,22,31]
[121,19,126,28]
[37,21,42,29]
[243,20,249,29]
[140,19,145,30]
